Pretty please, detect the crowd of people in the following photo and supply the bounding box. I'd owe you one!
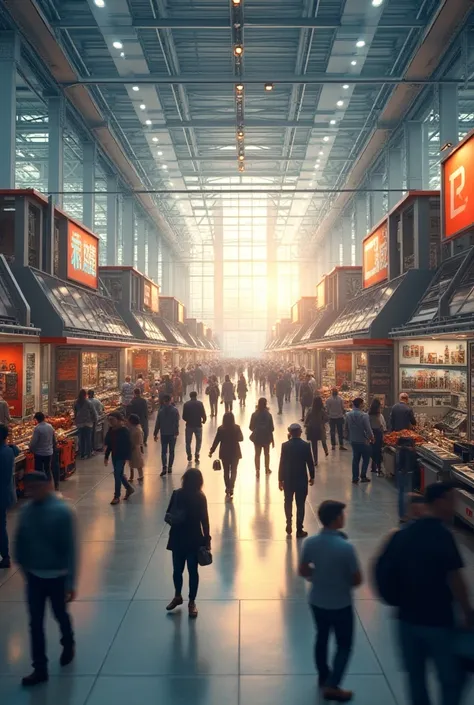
[0,359,472,703]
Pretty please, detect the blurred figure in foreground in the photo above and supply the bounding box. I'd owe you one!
[0,424,19,569]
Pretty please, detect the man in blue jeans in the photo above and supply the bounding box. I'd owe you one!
[104,412,134,505]
[344,398,374,484]
[154,395,180,476]
[182,391,206,463]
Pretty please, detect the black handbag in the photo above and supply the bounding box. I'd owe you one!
[213,459,222,471]
[165,490,186,526]
[198,546,213,566]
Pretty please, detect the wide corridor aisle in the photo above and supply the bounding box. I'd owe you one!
[0,384,474,705]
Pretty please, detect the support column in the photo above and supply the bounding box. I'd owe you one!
[386,148,403,209]
[122,196,135,266]
[354,195,367,265]
[267,205,278,332]
[161,241,170,294]
[137,217,146,274]
[82,141,96,230]
[48,95,65,207]
[341,215,352,265]
[328,228,340,270]
[439,84,459,149]
[369,174,384,228]
[106,175,118,265]
[148,228,158,282]
[404,122,423,191]
[214,206,224,346]
[0,32,19,188]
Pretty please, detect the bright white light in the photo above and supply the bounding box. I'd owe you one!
[342,84,349,90]
[323,136,329,142]
[169,181,174,186]
[139,104,146,110]
[337,100,344,107]
[145,119,152,125]
[351,60,357,66]
[112,41,123,49]
[319,150,324,156]
[372,0,383,6]
[94,0,105,6]
[120,52,125,57]
[330,119,336,125]
[152,137,159,142]
[356,39,366,48]
[162,165,168,169]
[314,165,319,170]
[157,151,163,156]
[132,86,139,92]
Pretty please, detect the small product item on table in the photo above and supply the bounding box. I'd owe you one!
[383,429,425,447]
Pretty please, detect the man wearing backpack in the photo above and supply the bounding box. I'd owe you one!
[373,482,472,705]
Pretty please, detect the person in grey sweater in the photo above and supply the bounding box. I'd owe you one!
[29,412,58,489]
[325,388,346,450]
[154,395,180,475]
[344,398,374,484]
[15,472,77,687]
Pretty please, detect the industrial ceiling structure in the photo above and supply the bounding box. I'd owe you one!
[2,0,474,257]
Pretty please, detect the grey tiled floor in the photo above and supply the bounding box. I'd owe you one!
[1,386,474,704]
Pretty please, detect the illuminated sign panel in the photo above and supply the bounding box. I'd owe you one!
[67,222,99,289]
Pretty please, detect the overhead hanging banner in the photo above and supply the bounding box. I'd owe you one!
[442,131,474,240]
[363,222,388,288]
[67,221,99,289]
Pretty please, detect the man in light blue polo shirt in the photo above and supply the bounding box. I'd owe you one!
[299,500,362,703]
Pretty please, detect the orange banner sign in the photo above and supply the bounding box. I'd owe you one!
[443,133,474,240]
[363,222,388,288]
[67,221,99,289]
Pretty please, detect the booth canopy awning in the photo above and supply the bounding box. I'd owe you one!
[132,312,168,343]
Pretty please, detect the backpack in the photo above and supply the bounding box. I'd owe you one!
[373,530,404,607]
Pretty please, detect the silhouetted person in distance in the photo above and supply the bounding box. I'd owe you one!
[278,423,315,538]
[276,374,286,414]
[182,391,207,463]
[221,375,235,413]
[104,412,135,505]
[305,396,329,466]
[249,397,274,478]
[300,374,314,422]
[205,376,220,418]
[237,373,248,407]
[154,394,180,476]
[209,412,243,501]
[195,364,204,394]
[127,387,149,445]
[325,387,346,450]
[368,397,386,475]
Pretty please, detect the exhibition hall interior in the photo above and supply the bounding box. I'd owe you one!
[2,0,474,704]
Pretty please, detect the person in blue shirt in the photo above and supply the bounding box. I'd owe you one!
[0,424,19,569]
[299,500,362,703]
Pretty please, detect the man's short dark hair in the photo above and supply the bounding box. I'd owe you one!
[0,424,9,442]
[424,481,456,505]
[352,398,364,409]
[318,500,346,527]
[162,394,171,403]
[108,411,124,421]
[134,387,141,395]
[190,391,197,398]
[34,411,45,423]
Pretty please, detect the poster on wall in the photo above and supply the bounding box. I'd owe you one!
[67,221,99,289]
[442,131,474,241]
[363,222,388,288]
[0,344,23,417]
[400,366,467,394]
[368,352,392,405]
[41,381,49,415]
[26,353,35,395]
[399,340,467,366]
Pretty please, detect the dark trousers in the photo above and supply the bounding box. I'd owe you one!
[77,426,92,458]
[223,459,239,493]
[277,395,284,413]
[210,399,218,417]
[26,573,74,672]
[254,444,270,472]
[161,435,177,469]
[295,382,301,401]
[196,380,203,394]
[311,438,328,465]
[34,454,59,490]
[301,403,309,421]
[329,418,344,447]
[371,427,383,471]
[142,421,149,446]
[311,605,354,688]
[185,426,203,459]
[284,485,307,530]
[0,506,9,560]
[284,389,291,402]
[112,457,133,499]
[172,551,199,601]
[351,442,371,481]
[224,401,233,413]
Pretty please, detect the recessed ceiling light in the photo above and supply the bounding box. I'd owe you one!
[351,60,357,66]
[372,0,383,6]
[120,52,125,57]
[152,137,159,142]
[264,83,274,92]
[314,165,319,169]
[323,136,329,142]
[234,45,244,56]
[330,119,336,125]
[356,39,366,48]
[145,119,152,126]
[337,100,344,107]
[132,86,139,92]
[319,150,324,155]
[94,0,105,6]
[157,151,163,156]
[162,165,168,169]
[343,85,349,91]
[140,104,146,110]
[112,41,123,49]
[169,181,174,186]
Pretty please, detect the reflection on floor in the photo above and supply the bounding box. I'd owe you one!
[1,386,474,704]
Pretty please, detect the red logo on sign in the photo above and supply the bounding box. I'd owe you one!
[466,507,473,519]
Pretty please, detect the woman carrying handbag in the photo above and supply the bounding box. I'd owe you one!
[209,412,243,500]
[165,468,211,618]
[304,395,329,466]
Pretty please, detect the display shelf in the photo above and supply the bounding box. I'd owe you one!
[452,465,474,491]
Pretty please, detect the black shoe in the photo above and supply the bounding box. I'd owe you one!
[187,456,192,462]
[352,479,359,484]
[60,644,75,667]
[195,456,200,463]
[331,446,336,451]
[168,468,172,474]
[160,468,167,477]
[22,671,49,687]
[286,523,292,536]
[339,445,347,451]
[360,477,371,483]
[0,557,11,569]
[296,530,308,539]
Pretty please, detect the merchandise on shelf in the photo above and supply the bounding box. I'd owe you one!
[383,429,425,447]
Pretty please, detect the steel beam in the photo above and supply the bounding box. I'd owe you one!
[164,119,367,129]
[0,32,19,188]
[137,217,146,274]
[148,228,158,282]
[106,175,118,265]
[48,96,65,207]
[122,196,135,266]
[82,141,96,229]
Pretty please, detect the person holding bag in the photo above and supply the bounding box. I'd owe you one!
[165,468,210,619]
[304,396,329,466]
[209,412,243,500]
[249,397,274,478]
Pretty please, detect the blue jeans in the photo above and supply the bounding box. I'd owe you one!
[185,427,203,460]
[77,426,92,458]
[397,621,462,705]
[112,457,132,499]
[351,442,371,481]
[161,435,176,470]
[311,605,354,688]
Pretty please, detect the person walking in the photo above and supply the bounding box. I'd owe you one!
[73,389,98,459]
[278,423,315,538]
[368,398,386,475]
[182,391,207,463]
[390,392,416,431]
[104,411,135,505]
[284,370,292,402]
[121,375,135,409]
[237,373,248,408]
[87,390,103,453]
[276,374,286,415]
[195,364,204,395]
[209,412,243,501]
[165,468,211,619]
[305,396,329,466]
[180,367,189,399]
[205,376,220,418]
[0,424,19,569]
[299,500,362,702]
[15,471,77,687]
[173,373,183,404]
[249,397,274,478]
[221,375,235,413]
[344,398,374,484]
[153,394,180,476]
[135,373,146,394]
[127,414,144,483]
[29,412,58,490]
[325,388,346,451]
[300,375,314,422]
[127,387,149,445]
[0,389,11,425]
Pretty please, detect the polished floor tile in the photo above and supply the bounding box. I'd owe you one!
[0,676,95,705]
[86,676,239,705]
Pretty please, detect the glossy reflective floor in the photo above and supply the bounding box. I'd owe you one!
[1,386,474,704]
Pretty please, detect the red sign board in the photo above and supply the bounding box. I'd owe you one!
[67,221,99,289]
[363,223,388,288]
[442,133,474,240]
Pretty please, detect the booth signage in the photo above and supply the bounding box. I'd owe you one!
[399,340,467,367]
[67,222,99,289]
[144,282,151,309]
[443,132,474,240]
[363,223,388,288]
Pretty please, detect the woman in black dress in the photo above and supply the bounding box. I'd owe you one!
[165,468,210,618]
[209,412,243,500]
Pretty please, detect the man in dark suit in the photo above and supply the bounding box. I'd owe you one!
[278,423,315,538]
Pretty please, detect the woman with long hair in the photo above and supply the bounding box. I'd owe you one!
[304,395,329,466]
[165,468,210,618]
[73,388,98,459]
[368,397,386,475]
[209,412,243,500]
[237,373,248,408]
[249,397,274,478]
